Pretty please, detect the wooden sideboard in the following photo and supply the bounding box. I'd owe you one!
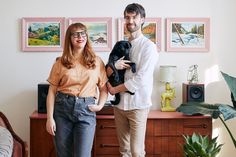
[30,111,56,157]
[30,110,212,157]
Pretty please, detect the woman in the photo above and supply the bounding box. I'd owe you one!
[46,23,108,157]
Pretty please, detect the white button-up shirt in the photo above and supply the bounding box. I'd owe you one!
[115,34,159,110]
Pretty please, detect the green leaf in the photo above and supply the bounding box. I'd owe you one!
[210,144,223,157]
[202,135,209,149]
[211,136,218,144]
[183,133,223,157]
[192,133,199,143]
[193,141,204,155]
[219,104,236,121]
[176,103,220,119]
[221,71,236,101]
[185,149,196,157]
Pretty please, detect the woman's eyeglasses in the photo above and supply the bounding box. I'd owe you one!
[71,31,87,38]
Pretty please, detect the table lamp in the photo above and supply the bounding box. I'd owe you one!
[159,65,177,112]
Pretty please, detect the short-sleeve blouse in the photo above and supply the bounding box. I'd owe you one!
[47,56,108,97]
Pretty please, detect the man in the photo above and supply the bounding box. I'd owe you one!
[107,3,159,157]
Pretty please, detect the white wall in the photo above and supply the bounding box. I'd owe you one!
[0,0,236,156]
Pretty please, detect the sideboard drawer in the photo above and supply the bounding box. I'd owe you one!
[154,119,183,136]
[95,136,119,155]
[154,137,183,156]
[96,119,116,137]
[183,118,212,135]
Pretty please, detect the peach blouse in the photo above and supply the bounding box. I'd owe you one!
[47,56,107,98]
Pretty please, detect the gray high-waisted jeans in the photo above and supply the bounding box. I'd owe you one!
[53,92,96,157]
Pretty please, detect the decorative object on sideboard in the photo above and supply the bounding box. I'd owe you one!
[38,83,49,113]
[182,83,204,103]
[187,64,199,84]
[159,65,177,112]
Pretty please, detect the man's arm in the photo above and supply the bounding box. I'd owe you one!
[106,57,131,95]
[107,82,128,95]
[106,66,113,77]
[106,65,128,95]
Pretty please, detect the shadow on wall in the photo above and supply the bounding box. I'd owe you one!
[151,64,161,110]
[0,90,36,145]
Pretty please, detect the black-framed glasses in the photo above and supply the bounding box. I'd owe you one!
[71,31,87,38]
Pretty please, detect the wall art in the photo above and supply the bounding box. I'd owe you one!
[21,17,65,52]
[68,17,112,52]
[118,17,162,51]
[166,18,210,52]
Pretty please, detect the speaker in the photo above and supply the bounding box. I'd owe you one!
[38,83,49,113]
[182,83,204,103]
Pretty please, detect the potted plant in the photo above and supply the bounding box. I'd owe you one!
[183,132,223,157]
[177,71,236,148]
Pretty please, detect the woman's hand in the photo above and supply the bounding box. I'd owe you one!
[46,118,56,136]
[88,104,103,112]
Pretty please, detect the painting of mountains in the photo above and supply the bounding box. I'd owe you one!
[171,22,205,48]
[27,22,61,46]
[166,18,210,52]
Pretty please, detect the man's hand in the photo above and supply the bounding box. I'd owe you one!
[115,56,131,70]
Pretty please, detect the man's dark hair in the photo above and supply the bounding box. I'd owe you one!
[124,3,146,18]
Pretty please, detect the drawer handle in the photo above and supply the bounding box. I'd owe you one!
[184,124,207,128]
[100,125,116,129]
[100,144,119,147]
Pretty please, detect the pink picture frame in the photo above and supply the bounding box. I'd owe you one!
[68,17,112,52]
[118,17,162,51]
[21,17,65,52]
[166,18,210,52]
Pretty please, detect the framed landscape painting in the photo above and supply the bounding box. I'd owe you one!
[68,17,112,52]
[118,17,162,51]
[21,17,65,52]
[166,18,210,52]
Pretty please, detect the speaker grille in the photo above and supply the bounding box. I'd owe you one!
[182,83,204,103]
[188,85,204,101]
[38,83,49,113]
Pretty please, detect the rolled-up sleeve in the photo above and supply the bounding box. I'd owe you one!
[97,58,108,88]
[124,44,158,93]
[47,60,61,86]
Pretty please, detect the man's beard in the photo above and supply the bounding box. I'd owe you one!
[126,23,141,33]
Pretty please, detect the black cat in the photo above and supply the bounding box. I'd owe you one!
[106,40,136,105]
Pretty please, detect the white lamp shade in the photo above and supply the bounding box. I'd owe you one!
[159,65,177,83]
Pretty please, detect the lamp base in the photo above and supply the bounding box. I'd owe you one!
[161,106,176,112]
